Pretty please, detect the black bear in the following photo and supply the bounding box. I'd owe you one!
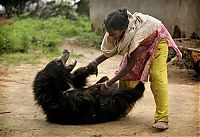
[33,49,145,124]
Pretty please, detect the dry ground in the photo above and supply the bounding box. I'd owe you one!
[0,38,199,137]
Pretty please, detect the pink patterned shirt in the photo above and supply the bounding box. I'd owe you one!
[116,24,182,82]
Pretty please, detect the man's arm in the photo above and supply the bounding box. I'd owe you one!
[92,53,109,65]
[105,48,138,87]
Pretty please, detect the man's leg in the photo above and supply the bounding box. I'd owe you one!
[149,39,169,130]
[119,80,139,115]
[119,80,139,89]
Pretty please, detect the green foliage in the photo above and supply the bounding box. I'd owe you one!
[0,26,14,55]
[0,15,102,65]
[0,123,7,131]
[77,31,103,49]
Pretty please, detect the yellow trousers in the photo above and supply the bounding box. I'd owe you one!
[119,39,169,122]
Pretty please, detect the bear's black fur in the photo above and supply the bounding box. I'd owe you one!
[33,49,145,124]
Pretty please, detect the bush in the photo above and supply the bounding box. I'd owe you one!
[0,27,14,55]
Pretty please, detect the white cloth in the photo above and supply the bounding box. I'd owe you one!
[101,11,162,57]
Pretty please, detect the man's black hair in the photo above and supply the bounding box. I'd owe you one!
[104,8,129,31]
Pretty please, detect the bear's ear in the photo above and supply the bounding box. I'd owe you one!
[65,60,77,72]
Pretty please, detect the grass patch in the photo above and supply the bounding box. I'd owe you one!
[0,48,86,66]
[0,53,39,66]
[91,134,103,137]
[0,123,7,131]
[0,49,61,66]
[0,15,102,66]
[77,31,103,49]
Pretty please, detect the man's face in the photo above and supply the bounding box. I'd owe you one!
[106,28,125,39]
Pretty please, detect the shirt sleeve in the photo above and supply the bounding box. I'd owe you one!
[101,32,117,57]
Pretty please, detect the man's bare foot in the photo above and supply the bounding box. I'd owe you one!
[152,121,168,130]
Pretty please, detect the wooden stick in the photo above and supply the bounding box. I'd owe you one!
[178,46,200,52]
[0,111,11,114]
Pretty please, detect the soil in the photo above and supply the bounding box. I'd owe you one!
[0,38,199,137]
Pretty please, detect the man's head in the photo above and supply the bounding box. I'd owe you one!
[104,8,129,39]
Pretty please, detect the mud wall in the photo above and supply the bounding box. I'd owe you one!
[90,0,200,37]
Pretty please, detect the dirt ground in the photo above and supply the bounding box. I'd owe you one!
[0,38,199,137]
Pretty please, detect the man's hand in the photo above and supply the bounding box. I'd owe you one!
[97,82,108,92]
[97,80,111,92]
